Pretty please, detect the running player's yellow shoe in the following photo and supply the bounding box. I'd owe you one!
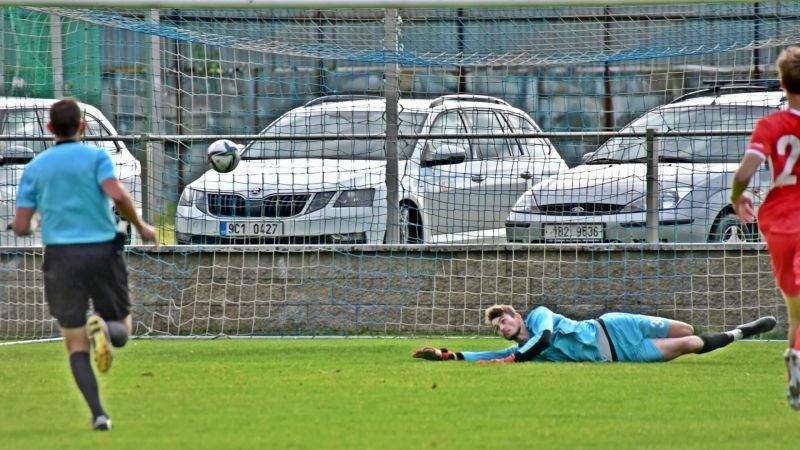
[87,315,112,373]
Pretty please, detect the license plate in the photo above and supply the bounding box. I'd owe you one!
[543,223,604,242]
[220,221,282,237]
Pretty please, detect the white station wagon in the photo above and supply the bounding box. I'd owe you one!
[0,97,142,246]
[175,95,567,245]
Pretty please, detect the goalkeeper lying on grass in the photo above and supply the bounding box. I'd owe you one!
[413,304,776,363]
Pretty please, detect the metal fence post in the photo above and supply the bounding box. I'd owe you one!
[384,8,401,244]
[50,15,63,98]
[645,128,659,244]
[141,133,153,224]
[148,10,165,220]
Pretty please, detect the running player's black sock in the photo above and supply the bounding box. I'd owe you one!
[698,333,735,354]
[107,321,128,348]
[69,351,105,419]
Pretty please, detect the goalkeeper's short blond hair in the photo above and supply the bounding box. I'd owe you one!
[484,304,518,325]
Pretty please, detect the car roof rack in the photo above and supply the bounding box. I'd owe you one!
[303,95,385,107]
[429,94,510,108]
[671,80,782,103]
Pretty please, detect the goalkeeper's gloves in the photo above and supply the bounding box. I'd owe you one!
[411,346,458,361]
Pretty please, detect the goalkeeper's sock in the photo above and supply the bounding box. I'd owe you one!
[107,321,129,348]
[69,351,106,420]
[698,332,736,354]
[729,329,744,341]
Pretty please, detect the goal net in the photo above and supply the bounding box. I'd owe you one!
[0,2,792,339]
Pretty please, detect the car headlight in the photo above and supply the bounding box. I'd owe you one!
[511,193,540,213]
[178,188,206,211]
[620,196,645,213]
[306,191,336,214]
[334,189,375,207]
[620,188,691,213]
[659,187,692,210]
[178,188,196,207]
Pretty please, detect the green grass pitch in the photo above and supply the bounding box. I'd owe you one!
[0,339,797,449]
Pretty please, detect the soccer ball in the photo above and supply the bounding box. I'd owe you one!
[207,139,241,173]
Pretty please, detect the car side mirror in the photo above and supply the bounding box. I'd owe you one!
[422,143,467,167]
[0,145,35,166]
[580,151,595,164]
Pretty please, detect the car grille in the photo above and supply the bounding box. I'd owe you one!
[537,203,625,216]
[206,193,311,218]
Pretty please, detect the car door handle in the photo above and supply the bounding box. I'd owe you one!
[471,175,485,183]
[520,171,533,180]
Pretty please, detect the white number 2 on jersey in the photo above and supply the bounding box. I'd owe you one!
[774,134,800,187]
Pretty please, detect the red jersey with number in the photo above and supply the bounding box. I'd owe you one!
[748,109,800,234]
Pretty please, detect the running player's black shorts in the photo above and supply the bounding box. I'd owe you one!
[42,233,130,328]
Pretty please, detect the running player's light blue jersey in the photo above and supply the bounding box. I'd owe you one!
[16,141,117,245]
[461,306,607,362]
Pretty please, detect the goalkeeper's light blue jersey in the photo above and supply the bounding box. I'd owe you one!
[461,306,607,362]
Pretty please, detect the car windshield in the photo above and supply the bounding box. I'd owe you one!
[0,109,121,157]
[243,110,428,160]
[588,105,778,163]
[0,109,47,154]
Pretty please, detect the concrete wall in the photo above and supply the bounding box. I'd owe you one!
[0,244,785,339]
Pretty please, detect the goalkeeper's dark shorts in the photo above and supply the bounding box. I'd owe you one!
[42,233,130,329]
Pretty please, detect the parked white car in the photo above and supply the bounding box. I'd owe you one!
[506,87,782,244]
[175,95,567,245]
[0,97,142,246]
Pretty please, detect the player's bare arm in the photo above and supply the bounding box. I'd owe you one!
[731,152,763,224]
[100,178,158,244]
[411,345,520,363]
[12,207,37,236]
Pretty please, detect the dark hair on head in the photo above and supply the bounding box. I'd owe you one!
[777,46,800,95]
[49,98,82,138]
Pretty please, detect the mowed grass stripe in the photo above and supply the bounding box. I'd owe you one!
[0,339,795,450]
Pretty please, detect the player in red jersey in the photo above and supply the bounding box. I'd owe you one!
[732,46,800,410]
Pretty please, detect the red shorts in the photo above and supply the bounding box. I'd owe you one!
[763,230,800,296]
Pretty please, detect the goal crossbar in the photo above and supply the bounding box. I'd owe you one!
[0,1,766,9]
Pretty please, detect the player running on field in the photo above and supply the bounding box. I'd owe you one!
[412,304,776,364]
[12,98,158,430]
[732,46,800,410]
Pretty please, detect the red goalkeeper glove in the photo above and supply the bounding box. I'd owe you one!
[411,346,456,361]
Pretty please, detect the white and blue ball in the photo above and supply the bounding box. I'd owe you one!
[207,139,241,173]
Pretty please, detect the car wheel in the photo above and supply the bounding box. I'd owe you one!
[709,212,754,243]
[400,203,423,244]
